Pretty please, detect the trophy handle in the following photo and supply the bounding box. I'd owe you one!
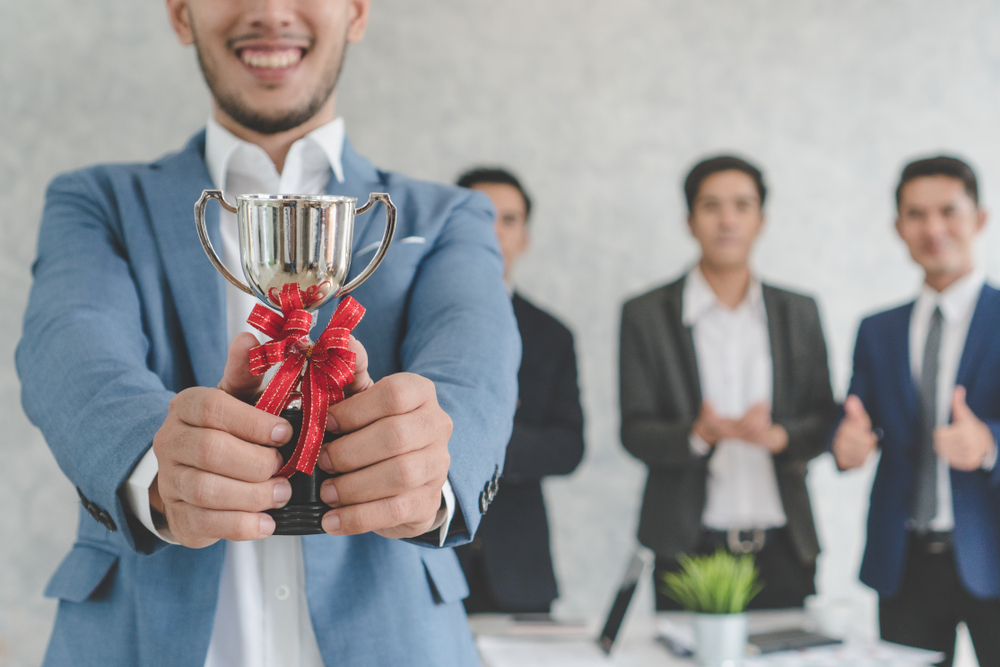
[194,189,253,296]
[339,193,397,296]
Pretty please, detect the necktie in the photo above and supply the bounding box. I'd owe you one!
[912,306,943,531]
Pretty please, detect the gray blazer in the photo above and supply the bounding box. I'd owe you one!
[619,274,836,565]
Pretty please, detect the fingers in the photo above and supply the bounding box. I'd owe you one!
[319,445,449,508]
[343,335,374,397]
[166,505,276,548]
[315,372,453,540]
[844,395,871,428]
[327,373,434,434]
[951,386,973,421]
[321,402,452,473]
[160,427,283,482]
[165,466,291,512]
[733,402,772,439]
[321,485,442,538]
[170,387,292,447]
[219,332,265,402]
[833,396,878,470]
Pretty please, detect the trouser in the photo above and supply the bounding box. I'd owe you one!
[457,548,552,615]
[654,527,816,611]
[879,533,1000,667]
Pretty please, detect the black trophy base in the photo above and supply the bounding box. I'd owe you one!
[266,409,334,535]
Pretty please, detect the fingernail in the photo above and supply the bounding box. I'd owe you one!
[326,414,339,433]
[322,512,341,534]
[273,480,292,506]
[273,454,284,476]
[272,422,292,444]
[259,514,276,536]
[317,448,332,472]
[320,481,339,507]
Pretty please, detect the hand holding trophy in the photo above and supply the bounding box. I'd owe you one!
[195,190,395,534]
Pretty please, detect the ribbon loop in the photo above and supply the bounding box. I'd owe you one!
[246,286,365,477]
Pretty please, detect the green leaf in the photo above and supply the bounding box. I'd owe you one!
[658,550,762,614]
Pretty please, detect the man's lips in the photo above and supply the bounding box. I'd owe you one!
[238,47,305,70]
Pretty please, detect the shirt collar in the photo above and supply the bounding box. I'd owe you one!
[914,268,986,323]
[204,116,346,192]
[682,264,765,326]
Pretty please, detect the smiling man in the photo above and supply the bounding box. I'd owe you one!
[619,155,836,611]
[15,2,519,666]
[832,156,1000,666]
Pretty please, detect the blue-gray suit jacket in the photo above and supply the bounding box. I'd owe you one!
[16,131,520,667]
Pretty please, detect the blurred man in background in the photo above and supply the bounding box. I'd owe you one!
[620,155,836,610]
[832,156,1000,666]
[455,167,585,614]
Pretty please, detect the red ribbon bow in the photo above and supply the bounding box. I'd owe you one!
[247,283,365,477]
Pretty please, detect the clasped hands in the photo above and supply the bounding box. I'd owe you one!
[832,387,995,471]
[149,333,453,549]
[692,400,789,454]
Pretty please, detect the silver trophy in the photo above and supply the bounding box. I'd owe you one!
[195,191,396,311]
[195,190,396,534]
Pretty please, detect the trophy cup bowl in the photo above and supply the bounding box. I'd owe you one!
[195,190,396,534]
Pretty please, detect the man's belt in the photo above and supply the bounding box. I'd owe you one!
[911,530,952,555]
[702,528,777,554]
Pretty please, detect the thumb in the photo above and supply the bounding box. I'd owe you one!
[344,335,373,396]
[844,395,871,427]
[218,332,264,402]
[951,386,974,421]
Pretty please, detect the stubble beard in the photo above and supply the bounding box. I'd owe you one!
[193,29,346,136]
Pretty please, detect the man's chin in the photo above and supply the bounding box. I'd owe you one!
[220,101,322,136]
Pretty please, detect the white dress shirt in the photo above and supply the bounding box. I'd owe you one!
[908,269,997,532]
[684,266,788,531]
[123,117,454,667]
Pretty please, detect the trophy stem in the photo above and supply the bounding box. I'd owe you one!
[267,409,334,536]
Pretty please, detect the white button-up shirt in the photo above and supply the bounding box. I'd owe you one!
[908,268,997,531]
[123,117,454,667]
[684,266,788,531]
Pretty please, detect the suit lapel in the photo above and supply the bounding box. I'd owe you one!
[137,132,228,388]
[762,286,790,415]
[892,303,921,427]
[955,285,998,394]
[666,278,702,413]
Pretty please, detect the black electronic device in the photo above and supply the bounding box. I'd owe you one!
[748,628,842,654]
[597,550,649,654]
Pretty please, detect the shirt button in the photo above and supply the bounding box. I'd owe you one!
[275,585,291,601]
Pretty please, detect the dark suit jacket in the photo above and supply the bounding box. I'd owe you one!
[456,293,585,611]
[620,274,836,565]
[842,287,1000,599]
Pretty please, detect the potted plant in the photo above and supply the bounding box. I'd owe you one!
[660,550,763,667]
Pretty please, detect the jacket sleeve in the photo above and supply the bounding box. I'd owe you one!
[774,297,838,464]
[619,300,700,470]
[399,190,520,547]
[16,171,172,555]
[501,331,584,483]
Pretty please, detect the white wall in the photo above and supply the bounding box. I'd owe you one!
[4,1,1000,664]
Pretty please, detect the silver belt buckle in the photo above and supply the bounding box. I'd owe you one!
[727,529,765,554]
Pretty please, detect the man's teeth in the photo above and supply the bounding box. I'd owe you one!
[241,50,302,69]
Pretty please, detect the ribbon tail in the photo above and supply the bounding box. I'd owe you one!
[276,362,331,477]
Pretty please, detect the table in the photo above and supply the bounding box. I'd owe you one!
[471,611,943,667]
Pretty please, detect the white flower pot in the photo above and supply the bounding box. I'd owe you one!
[692,612,748,667]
